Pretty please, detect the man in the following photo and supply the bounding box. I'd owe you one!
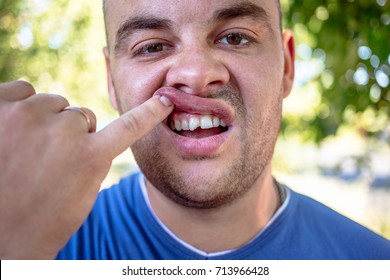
[1,0,389,260]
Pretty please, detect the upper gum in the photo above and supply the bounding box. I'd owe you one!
[171,112,219,122]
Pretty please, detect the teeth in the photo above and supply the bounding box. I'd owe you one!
[212,116,220,127]
[200,115,213,129]
[181,119,189,130]
[171,114,227,132]
[174,119,182,131]
[170,120,176,130]
[189,117,200,131]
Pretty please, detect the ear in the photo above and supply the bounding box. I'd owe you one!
[103,46,119,110]
[282,30,295,98]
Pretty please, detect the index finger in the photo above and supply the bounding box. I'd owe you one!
[0,80,36,102]
[95,95,173,159]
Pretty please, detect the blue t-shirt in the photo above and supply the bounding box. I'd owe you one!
[56,171,390,260]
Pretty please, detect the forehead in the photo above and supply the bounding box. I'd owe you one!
[104,0,280,42]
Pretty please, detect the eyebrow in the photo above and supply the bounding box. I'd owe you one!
[113,2,271,53]
[114,16,172,52]
[212,1,270,23]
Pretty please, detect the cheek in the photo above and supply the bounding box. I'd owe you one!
[230,53,283,100]
[232,59,284,134]
[237,71,278,115]
[112,62,168,111]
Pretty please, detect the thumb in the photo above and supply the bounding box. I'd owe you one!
[96,95,173,159]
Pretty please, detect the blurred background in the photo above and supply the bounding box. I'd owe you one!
[0,0,389,239]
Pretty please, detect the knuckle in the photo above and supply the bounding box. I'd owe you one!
[121,111,143,135]
[3,101,35,127]
[144,103,158,118]
[13,100,38,118]
[146,104,162,123]
[0,101,42,139]
[45,93,70,107]
[14,80,36,95]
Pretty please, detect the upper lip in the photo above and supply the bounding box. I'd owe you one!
[154,87,234,126]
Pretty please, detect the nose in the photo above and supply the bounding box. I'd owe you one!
[166,44,230,96]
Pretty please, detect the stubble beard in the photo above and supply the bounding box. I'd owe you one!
[131,85,282,209]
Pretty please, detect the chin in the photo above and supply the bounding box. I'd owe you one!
[135,146,262,209]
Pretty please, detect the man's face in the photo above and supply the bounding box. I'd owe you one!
[104,0,294,208]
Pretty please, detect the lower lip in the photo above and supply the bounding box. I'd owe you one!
[162,124,230,157]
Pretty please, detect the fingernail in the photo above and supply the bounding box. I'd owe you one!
[159,95,173,107]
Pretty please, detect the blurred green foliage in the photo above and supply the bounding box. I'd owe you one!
[281,0,390,142]
[1,0,389,141]
[0,0,115,124]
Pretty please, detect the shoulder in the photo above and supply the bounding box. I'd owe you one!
[289,188,377,237]
[286,188,390,259]
[290,189,368,231]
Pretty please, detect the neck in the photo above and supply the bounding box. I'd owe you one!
[145,164,280,253]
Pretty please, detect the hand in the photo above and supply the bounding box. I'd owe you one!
[0,80,173,259]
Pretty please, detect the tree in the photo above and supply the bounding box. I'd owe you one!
[0,0,115,122]
[282,0,390,142]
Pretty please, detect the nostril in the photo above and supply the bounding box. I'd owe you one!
[172,85,192,95]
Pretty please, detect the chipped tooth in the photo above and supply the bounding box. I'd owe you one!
[212,116,220,128]
[181,119,189,131]
[220,119,227,127]
[200,115,213,129]
[189,117,200,131]
[174,119,182,131]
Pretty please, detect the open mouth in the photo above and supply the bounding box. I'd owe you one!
[168,112,229,139]
[155,87,234,148]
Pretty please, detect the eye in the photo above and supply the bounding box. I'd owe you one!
[218,33,251,46]
[133,42,171,57]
